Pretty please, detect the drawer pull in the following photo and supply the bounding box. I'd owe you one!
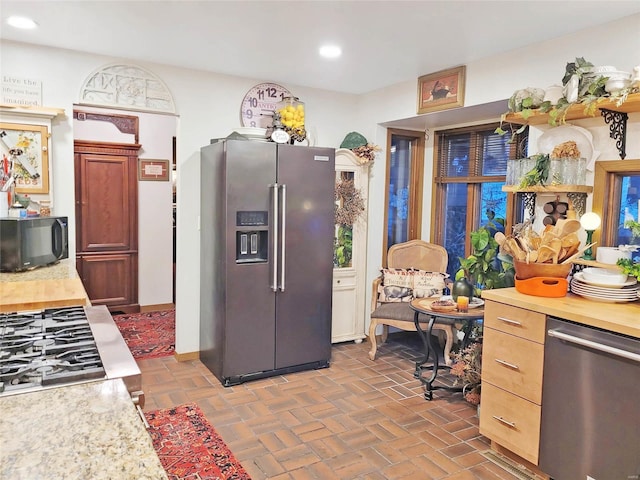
[493,415,517,428]
[497,316,522,326]
[494,358,520,370]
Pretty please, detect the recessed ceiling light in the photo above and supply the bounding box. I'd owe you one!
[7,16,38,29]
[319,45,342,59]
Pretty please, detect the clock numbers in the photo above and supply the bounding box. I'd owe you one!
[241,83,293,128]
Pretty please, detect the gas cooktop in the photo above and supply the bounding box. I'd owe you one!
[0,306,106,395]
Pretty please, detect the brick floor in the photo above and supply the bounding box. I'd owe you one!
[140,333,521,479]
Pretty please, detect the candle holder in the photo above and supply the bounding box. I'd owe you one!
[580,212,601,260]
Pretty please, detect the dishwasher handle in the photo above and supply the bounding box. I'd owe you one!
[548,329,640,363]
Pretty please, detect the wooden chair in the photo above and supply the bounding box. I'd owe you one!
[368,240,457,365]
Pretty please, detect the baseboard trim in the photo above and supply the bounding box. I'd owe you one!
[140,303,175,313]
[174,351,199,362]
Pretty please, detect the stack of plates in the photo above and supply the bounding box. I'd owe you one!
[571,272,640,303]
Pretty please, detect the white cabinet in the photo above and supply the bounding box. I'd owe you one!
[332,149,369,343]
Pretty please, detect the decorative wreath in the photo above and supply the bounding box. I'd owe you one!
[335,179,365,227]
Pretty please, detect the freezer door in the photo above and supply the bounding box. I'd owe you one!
[274,144,334,369]
[223,140,278,378]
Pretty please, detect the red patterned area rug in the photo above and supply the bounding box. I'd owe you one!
[145,402,251,480]
[113,309,175,360]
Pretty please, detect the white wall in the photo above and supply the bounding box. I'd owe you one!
[1,13,638,354]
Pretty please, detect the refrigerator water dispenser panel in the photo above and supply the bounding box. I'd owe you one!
[236,211,268,263]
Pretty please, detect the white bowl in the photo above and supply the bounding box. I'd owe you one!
[589,66,617,74]
[605,78,631,93]
[596,247,632,265]
[581,267,628,286]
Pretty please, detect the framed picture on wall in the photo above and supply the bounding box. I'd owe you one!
[0,122,50,194]
[139,158,170,181]
[417,66,466,114]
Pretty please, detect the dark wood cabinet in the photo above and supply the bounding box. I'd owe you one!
[74,140,140,313]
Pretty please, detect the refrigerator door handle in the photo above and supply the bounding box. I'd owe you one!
[271,183,278,292]
[280,184,286,291]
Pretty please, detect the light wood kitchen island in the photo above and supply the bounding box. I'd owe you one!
[479,287,639,476]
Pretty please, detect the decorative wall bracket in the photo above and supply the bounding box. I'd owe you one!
[566,192,587,218]
[600,108,628,160]
[522,192,536,219]
[510,190,590,219]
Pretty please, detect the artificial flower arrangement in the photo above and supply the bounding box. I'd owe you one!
[450,341,483,406]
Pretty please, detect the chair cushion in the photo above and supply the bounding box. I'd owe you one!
[377,268,448,302]
[378,268,414,302]
[412,270,448,298]
[371,302,457,325]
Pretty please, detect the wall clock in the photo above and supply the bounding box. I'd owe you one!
[240,82,292,128]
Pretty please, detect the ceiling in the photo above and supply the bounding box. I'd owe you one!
[2,1,639,98]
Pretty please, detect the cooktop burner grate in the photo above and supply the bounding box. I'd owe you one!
[0,306,106,395]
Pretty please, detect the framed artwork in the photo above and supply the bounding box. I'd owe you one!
[417,66,466,114]
[138,159,170,181]
[0,122,49,194]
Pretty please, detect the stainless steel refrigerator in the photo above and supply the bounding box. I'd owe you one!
[200,139,335,386]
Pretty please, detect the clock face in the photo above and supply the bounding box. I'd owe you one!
[240,82,292,128]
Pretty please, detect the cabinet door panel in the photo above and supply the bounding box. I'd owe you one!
[77,153,133,251]
[479,383,541,465]
[484,301,546,343]
[482,327,544,404]
[78,254,135,308]
[332,269,357,342]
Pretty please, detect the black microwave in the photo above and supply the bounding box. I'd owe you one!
[0,216,69,272]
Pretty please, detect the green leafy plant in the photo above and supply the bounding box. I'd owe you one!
[456,226,515,296]
[497,56,635,131]
[562,57,594,85]
[616,258,640,279]
[624,220,640,240]
[334,225,353,268]
[518,153,550,188]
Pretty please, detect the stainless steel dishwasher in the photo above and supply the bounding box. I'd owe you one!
[539,317,640,480]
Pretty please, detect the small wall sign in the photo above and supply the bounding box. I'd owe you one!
[2,76,42,107]
[139,159,170,181]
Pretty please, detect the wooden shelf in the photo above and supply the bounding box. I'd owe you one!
[573,258,623,271]
[1,104,65,119]
[503,92,640,126]
[502,185,593,194]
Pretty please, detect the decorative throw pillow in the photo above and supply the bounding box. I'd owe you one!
[378,268,414,302]
[412,270,448,298]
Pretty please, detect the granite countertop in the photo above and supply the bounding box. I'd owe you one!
[0,379,168,480]
[0,258,79,282]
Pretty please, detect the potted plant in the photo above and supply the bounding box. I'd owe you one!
[455,225,515,297]
[616,219,640,279]
[451,224,515,406]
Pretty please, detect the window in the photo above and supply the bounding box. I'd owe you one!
[433,123,526,277]
[592,159,640,260]
[382,128,424,264]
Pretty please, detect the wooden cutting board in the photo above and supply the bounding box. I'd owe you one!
[0,278,90,312]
